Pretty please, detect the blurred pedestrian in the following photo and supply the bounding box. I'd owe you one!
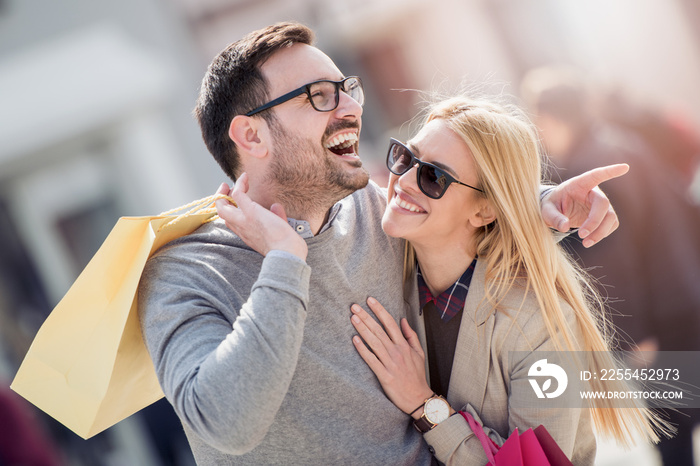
[522,64,700,466]
[598,89,700,196]
[0,382,63,466]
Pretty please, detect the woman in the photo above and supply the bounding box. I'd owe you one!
[348,96,664,464]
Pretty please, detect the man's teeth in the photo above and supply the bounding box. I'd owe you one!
[396,197,423,213]
[325,133,358,150]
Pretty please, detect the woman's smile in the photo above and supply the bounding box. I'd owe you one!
[390,188,427,214]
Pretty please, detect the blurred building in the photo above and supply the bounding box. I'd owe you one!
[1,0,699,464]
[0,1,214,464]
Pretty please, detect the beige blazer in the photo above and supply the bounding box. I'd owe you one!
[405,260,596,465]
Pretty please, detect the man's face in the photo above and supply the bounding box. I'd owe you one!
[258,44,369,213]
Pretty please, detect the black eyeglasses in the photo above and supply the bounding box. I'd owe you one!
[386,138,483,199]
[245,76,364,116]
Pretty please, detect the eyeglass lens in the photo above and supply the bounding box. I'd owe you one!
[309,77,364,111]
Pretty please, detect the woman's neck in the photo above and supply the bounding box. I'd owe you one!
[413,242,477,297]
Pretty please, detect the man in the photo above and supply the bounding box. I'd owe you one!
[139,23,624,464]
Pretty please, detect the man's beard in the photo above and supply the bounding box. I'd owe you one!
[264,119,370,219]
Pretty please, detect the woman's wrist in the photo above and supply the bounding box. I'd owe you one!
[409,391,433,419]
[409,390,450,420]
[411,395,456,433]
[409,401,426,419]
[416,403,456,419]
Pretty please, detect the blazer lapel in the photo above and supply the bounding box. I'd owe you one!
[403,274,430,379]
[447,260,496,412]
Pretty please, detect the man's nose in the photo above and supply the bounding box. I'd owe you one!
[333,89,363,120]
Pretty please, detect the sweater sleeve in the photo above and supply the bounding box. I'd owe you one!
[138,252,310,455]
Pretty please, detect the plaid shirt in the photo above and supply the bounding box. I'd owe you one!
[417,258,477,323]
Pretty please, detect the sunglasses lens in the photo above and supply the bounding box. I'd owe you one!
[419,165,447,199]
[388,143,413,174]
[386,140,453,199]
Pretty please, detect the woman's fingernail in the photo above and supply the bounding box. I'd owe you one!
[367,297,377,305]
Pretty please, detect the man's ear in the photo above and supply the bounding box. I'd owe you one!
[469,201,497,228]
[228,115,268,159]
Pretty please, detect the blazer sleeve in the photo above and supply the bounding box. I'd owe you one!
[422,301,595,465]
[423,403,506,465]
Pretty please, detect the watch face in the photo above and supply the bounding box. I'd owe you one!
[424,397,450,424]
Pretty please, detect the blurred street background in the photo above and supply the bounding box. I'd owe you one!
[1,0,699,464]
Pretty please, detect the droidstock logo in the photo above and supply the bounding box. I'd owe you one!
[528,359,568,399]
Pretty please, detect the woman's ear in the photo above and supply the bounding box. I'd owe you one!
[469,200,497,228]
[228,115,268,159]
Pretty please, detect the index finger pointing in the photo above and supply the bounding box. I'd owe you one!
[572,164,629,191]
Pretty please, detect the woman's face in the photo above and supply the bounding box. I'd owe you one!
[381,119,488,251]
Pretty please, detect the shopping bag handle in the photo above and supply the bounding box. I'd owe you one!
[460,411,498,464]
[157,193,236,232]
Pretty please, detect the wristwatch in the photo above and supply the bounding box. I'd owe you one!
[413,394,451,433]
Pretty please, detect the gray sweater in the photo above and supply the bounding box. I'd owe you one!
[138,181,431,465]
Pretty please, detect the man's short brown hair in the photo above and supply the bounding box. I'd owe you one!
[194,22,314,180]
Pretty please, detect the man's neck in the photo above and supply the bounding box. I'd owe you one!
[293,208,332,236]
[247,184,336,235]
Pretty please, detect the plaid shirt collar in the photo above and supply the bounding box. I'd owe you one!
[417,258,477,323]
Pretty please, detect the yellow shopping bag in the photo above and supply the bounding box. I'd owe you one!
[10,194,234,439]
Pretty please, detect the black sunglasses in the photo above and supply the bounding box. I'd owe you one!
[245,76,364,116]
[386,138,483,199]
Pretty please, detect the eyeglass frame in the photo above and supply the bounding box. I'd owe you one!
[245,76,364,116]
[386,138,484,199]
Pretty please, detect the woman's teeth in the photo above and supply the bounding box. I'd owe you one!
[396,197,424,213]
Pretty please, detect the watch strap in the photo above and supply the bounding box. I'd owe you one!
[413,415,435,433]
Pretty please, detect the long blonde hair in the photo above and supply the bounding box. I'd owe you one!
[404,96,666,445]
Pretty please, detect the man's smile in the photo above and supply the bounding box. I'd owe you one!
[325,131,359,156]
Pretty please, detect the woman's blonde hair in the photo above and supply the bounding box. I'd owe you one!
[404,96,667,445]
